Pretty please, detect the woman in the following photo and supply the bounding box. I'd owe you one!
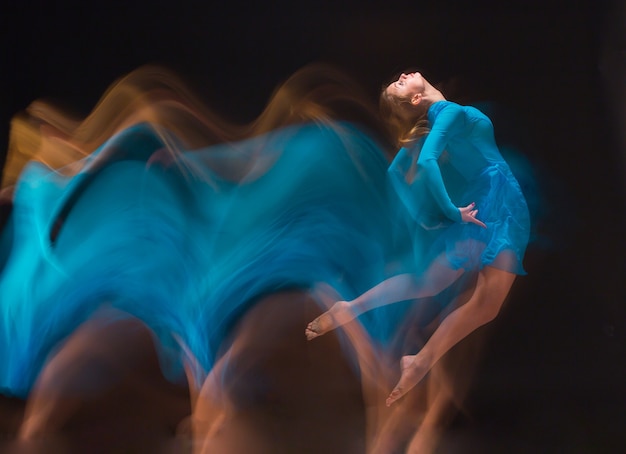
[306,71,530,409]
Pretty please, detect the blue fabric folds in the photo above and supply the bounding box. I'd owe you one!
[0,121,394,396]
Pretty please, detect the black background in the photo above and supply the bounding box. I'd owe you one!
[1,0,625,451]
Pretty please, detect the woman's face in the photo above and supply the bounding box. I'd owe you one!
[386,72,426,102]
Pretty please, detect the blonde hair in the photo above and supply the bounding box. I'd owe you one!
[379,85,429,148]
[2,64,392,189]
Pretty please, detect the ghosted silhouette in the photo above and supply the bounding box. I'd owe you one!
[0,63,533,453]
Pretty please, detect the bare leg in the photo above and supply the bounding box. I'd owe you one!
[405,358,460,454]
[16,308,190,452]
[369,363,427,454]
[386,265,516,406]
[368,351,465,454]
[191,290,375,454]
[365,272,477,454]
[306,257,462,340]
[405,381,451,454]
[406,280,485,454]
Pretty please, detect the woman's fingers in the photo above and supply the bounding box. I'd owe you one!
[459,204,487,228]
[472,217,487,228]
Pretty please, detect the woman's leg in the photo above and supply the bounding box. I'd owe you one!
[190,289,376,454]
[405,322,487,454]
[305,255,463,340]
[16,308,190,452]
[386,265,516,406]
[371,273,479,454]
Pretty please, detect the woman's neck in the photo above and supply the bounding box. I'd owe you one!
[420,82,446,111]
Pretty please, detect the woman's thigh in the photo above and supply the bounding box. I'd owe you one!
[192,289,372,454]
[17,308,190,452]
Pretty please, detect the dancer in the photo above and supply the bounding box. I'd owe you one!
[306,70,530,409]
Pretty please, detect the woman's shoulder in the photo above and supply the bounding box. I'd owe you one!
[428,100,465,123]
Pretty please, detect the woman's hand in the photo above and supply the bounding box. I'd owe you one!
[459,202,486,228]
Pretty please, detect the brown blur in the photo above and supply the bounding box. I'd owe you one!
[186,290,376,453]
[2,64,391,190]
[184,281,487,454]
[1,283,489,454]
[6,308,191,453]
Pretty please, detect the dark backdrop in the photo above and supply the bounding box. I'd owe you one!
[1,0,625,451]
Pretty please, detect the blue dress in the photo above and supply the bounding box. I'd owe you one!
[388,100,530,275]
[0,121,395,397]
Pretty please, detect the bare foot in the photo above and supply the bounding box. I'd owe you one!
[386,355,429,407]
[305,300,354,340]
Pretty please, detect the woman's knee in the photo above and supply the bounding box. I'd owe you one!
[475,267,516,321]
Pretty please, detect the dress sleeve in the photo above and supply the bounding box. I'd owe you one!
[417,105,463,222]
[388,146,412,184]
[388,144,420,221]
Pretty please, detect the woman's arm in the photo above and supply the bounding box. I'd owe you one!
[416,104,464,222]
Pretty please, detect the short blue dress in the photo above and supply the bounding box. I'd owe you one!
[388,101,530,275]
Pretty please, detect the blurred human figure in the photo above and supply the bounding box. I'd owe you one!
[306,70,531,454]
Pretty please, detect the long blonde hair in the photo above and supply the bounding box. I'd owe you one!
[379,85,429,148]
